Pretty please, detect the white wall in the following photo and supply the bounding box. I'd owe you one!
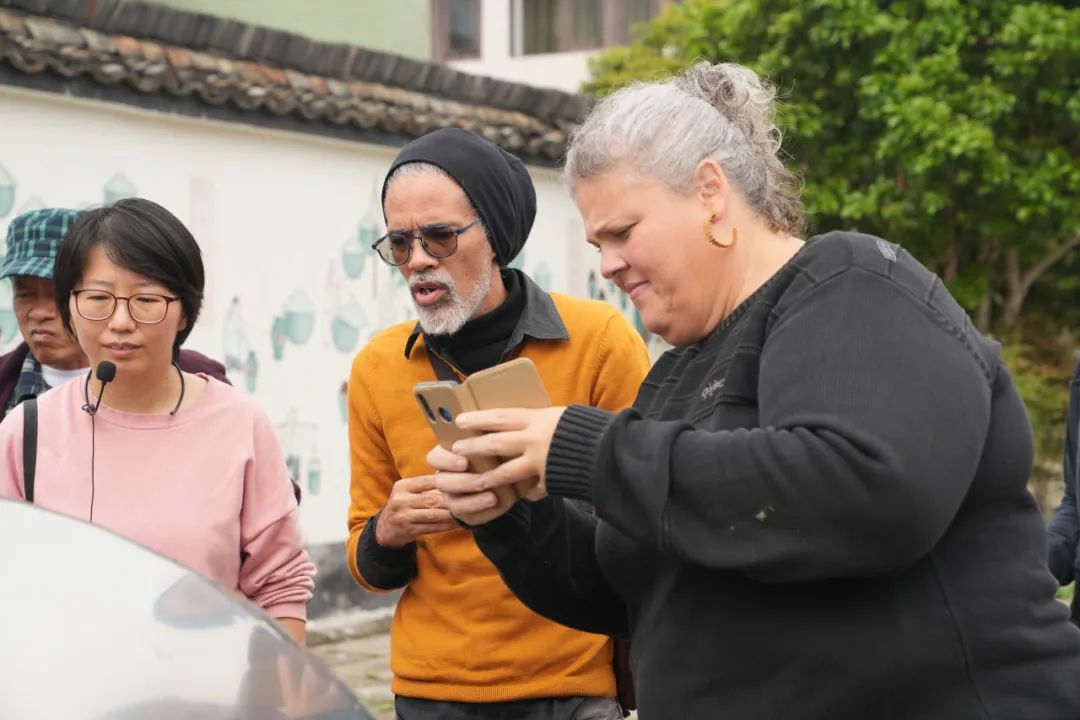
[447,0,594,94]
[0,86,661,545]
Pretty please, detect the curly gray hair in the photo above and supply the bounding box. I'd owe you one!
[565,61,804,236]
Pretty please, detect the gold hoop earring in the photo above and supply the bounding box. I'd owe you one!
[705,217,736,248]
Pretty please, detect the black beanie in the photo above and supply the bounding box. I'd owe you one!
[382,128,537,267]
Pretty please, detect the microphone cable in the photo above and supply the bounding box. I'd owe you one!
[81,361,183,522]
[82,361,116,523]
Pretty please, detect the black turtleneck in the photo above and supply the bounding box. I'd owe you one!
[426,269,525,376]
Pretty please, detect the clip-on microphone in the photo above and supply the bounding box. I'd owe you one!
[83,361,116,522]
[82,361,116,415]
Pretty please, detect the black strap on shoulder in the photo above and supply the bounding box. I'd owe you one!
[23,397,38,503]
[427,351,462,382]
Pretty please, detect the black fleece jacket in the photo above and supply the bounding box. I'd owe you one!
[474,232,1080,720]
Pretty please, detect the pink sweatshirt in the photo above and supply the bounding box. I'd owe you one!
[0,375,315,620]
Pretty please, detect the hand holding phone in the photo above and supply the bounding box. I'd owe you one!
[375,475,459,548]
[414,358,550,504]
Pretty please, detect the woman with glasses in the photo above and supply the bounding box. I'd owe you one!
[0,198,314,644]
[427,62,1080,717]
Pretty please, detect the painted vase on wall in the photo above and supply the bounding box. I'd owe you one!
[356,178,384,278]
[243,351,258,393]
[0,163,15,218]
[271,316,288,360]
[357,220,379,247]
[0,280,17,348]
[509,251,526,271]
[285,454,301,484]
[276,407,317,496]
[222,297,249,373]
[307,455,322,496]
[104,172,137,204]
[282,290,316,345]
[342,233,366,279]
[331,301,367,353]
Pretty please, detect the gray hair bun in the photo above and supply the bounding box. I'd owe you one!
[565,61,804,236]
[674,62,783,159]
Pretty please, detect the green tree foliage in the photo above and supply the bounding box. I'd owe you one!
[588,0,1080,336]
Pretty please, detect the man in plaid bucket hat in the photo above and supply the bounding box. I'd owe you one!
[0,207,228,423]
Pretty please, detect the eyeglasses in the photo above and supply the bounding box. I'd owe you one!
[71,289,181,325]
[371,220,481,267]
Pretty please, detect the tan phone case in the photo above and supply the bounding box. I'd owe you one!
[414,358,550,504]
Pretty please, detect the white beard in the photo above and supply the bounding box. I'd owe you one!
[411,268,493,336]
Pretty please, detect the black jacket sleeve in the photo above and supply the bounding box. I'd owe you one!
[473,497,629,637]
[354,512,417,590]
[546,267,995,582]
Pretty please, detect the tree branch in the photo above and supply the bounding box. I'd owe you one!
[1020,234,1080,294]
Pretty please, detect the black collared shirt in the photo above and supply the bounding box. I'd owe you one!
[404,269,568,375]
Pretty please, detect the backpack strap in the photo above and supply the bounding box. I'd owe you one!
[23,397,38,503]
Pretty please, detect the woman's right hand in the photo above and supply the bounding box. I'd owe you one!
[428,445,517,526]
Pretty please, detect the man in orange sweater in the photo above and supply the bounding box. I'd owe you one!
[346,128,650,719]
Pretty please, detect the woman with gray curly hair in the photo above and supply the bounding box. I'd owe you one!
[428,62,1080,718]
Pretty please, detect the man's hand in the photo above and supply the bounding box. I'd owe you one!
[374,475,459,548]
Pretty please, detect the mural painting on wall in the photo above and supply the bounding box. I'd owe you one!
[0,282,15,350]
[332,301,367,354]
[314,181,417,362]
[324,185,382,355]
[284,290,316,342]
[271,317,287,360]
[350,180,380,279]
[222,297,258,392]
[0,162,14,218]
[307,454,322,496]
[310,180,424,428]
[0,162,16,349]
[275,406,320,496]
[323,257,368,356]
[344,184,415,344]
[269,289,317,361]
[342,231,366,279]
[104,172,137,204]
[17,195,44,215]
[533,262,553,292]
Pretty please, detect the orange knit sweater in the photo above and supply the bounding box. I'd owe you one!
[346,293,650,702]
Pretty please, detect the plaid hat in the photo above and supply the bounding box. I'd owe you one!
[0,208,81,280]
